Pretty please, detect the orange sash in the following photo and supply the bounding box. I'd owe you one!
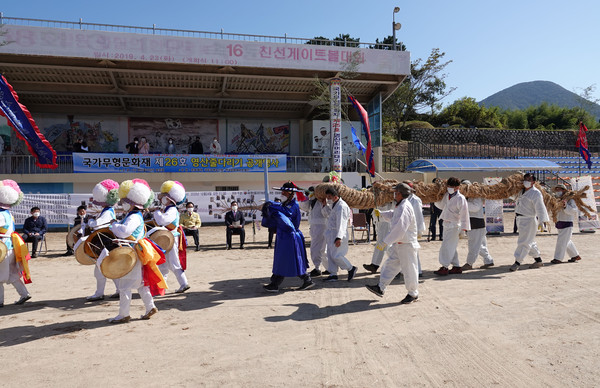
[135,238,167,291]
[11,233,32,284]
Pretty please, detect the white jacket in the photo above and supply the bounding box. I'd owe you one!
[437,191,471,230]
[382,199,420,249]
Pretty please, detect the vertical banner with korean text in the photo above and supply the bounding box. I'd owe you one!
[330,78,342,175]
[570,175,600,232]
[484,177,504,233]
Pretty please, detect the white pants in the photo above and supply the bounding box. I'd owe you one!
[0,250,29,304]
[514,216,541,262]
[554,227,579,260]
[326,234,352,275]
[379,244,419,297]
[119,285,155,318]
[371,221,391,266]
[158,238,188,288]
[438,222,461,268]
[97,250,155,318]
[91,265,118,297]
[309,223,328,270]
[466,228,493,265]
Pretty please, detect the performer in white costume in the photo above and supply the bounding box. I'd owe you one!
[434,177,471,276]
[0,180,31,307]
[366,183,420,304]
[101,179,160,323]
[83,179,120,301]
[551,184,582,264]
[363,202,394,274]
[460,180,494,270]
[153,180,190,294]
[322,187,357,282]
[299,187,329,277]
[510,173,549,272]
[404,181,425,276]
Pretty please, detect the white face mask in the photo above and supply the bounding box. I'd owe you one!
[33,212,41,217]
[523,181,532,189]
[187,207,194,213]
[326,199,333,206]
[447,188,455,194]
[555,191,564,197]
[231,206,238,212]
[161,197,171,206]
[122,202,132,212]
[169,140,173,144]
[213,139,218,143]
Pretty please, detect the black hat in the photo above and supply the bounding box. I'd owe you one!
[273,182,304,192]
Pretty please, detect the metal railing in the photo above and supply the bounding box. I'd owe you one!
[0,15,401,50]
[0,154,73,174]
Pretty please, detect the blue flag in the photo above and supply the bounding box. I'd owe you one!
[0,75,57,169]
[350,126,366,152]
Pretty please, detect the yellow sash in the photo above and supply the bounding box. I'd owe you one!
[135,238,167,290]
[11,233,31,282]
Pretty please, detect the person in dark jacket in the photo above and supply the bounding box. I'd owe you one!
[22,206,47,258]
[225,201,245,249]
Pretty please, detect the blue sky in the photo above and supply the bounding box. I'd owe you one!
[2,0,599,104]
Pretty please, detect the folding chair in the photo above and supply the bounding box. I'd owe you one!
[349,213,370,245]
[25,236,48,256]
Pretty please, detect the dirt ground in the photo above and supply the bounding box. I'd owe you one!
[1,213,599,387]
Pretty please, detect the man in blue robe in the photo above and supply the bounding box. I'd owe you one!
[262,182,313,292]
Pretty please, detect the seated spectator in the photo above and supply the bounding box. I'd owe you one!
[180,202,202,251]
[22,206,47,258]
[64,205,88,256]
[225,201,245,249]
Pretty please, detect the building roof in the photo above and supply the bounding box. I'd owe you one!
[0,18,410,119]
[405,159,562,172]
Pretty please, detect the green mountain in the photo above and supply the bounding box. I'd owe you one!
[479,80,600,119]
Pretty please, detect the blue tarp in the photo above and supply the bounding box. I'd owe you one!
[406,158,561,172]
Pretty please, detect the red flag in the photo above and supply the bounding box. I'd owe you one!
[348,96,375,177]
[576,122,592,169]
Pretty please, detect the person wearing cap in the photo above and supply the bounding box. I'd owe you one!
[83,179,120,302]
[510,173,549,272]
[551,184,582,264]
[299,187,329,277]
[365,183,420,304]
[153,181,190,294]
[434,177,471,276]
[0,180,32,307]
[102,179,160,323]
[404,180,425,275]
[321,187,357,282]
[262,182,313,292]
[225,201,246,249]
[460,180,494,270]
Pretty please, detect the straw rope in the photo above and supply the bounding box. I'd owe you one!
[314,173,595,220]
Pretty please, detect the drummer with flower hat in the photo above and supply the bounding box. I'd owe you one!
[153,180,190,294]
[0,179,32,307]
[100,179,163,323]
[82,179,120,302]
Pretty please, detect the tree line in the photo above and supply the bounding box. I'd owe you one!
[308,35,600,142]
